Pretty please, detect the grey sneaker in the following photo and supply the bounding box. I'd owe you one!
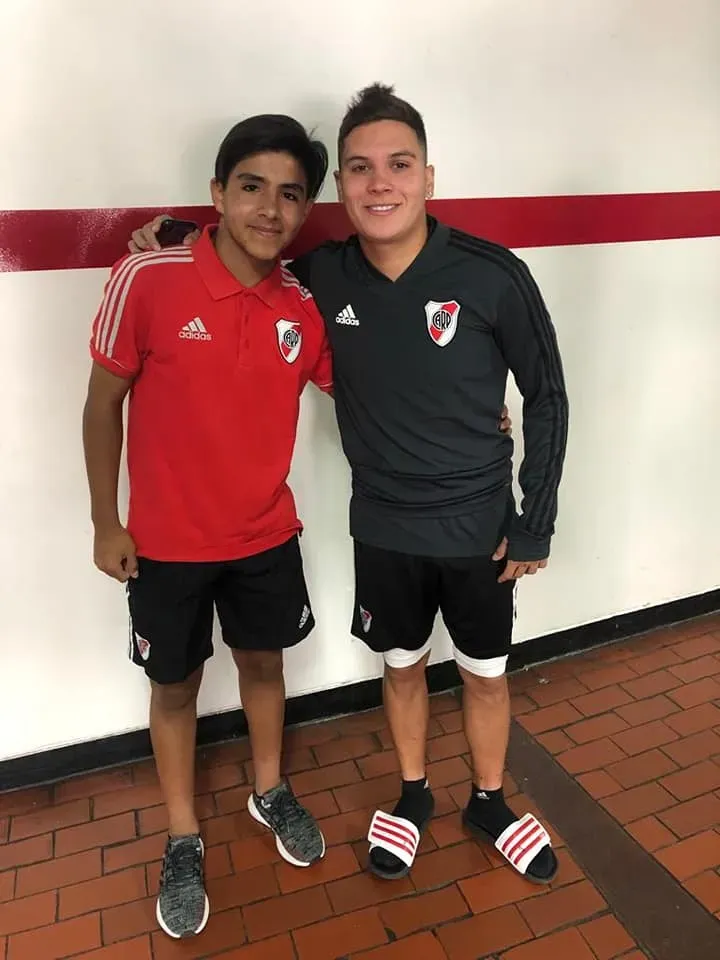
[248,781,326,867]
[156,834,209,939]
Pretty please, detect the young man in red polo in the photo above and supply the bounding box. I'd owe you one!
[82,115,332,939]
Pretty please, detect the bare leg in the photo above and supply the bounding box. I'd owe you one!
[233,649,285,795]
[460,670,510,790]
[383,654,431,780]
[368,654,434,879]
[149,666,203,836]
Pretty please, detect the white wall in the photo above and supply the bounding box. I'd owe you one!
[1,0,719,761]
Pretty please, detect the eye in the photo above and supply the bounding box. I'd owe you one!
[392,161,410,170]
[283,191,301,203]
[350,163,368,174]
[242,183,259,192]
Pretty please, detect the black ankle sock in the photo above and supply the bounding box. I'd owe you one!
[465,784,516,839]
[391,777,434,826]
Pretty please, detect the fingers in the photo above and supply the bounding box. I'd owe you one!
[184,228,201,246]
[97,558,129,582]
[125,546,139,579]
[95,545,138,582]
[498,559,545,582]
[129,214,170,254]
[492,537,508,561]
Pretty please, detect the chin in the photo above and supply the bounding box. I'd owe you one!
[356,213,415,244]
[243,238,284,262]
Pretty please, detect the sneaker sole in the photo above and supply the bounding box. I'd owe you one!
[247,793,326,867]
[155,837,210,938]
[156,893,210,939]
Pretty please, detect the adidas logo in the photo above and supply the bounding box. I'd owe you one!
[179,317,212,341]
[335,304,359,326]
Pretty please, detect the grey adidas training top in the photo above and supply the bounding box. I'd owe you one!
[290,217,569,562]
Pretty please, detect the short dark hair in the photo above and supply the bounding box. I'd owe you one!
[214,114,329,199]
[338,83,427,158]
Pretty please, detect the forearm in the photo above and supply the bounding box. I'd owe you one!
[82,399,124,531]
[510,389,569,559]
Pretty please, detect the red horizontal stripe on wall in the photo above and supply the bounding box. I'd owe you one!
[1,191,719,273]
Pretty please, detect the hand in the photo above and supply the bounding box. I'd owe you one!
[94,526,139,582]
[128,215,201,254]
[493,537,548,582]
[499,404,512,435]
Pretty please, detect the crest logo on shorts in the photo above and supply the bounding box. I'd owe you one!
[359,606,372,634]
[425,300,460,347]
[135,633,151,661]
[276,319,302,364]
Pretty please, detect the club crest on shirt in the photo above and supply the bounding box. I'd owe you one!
[425,299,460,347]
[275,318,302,364]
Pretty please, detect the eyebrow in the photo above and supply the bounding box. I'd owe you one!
[343,150,418,165]
[236,172,306,193]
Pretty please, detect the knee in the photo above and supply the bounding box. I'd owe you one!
[151,676,200,712]
[460,671,509,705]
[233,649,283,684]
[384,656,428,692]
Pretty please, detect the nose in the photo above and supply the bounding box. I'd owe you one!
[367,171,392,194]
[259,193,280,220]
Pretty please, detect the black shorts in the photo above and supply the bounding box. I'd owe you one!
[127,535,314,685]
[350,540,515,662]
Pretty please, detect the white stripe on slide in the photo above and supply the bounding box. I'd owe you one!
[372,822,417,851]
[499,814,536,854]
[369,827,416,857]
[374,813,418,844]
[508,824,543,866]
[503,818,541,859]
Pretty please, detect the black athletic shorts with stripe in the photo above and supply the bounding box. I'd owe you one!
[350,540,515,661]
[127,535,314,684]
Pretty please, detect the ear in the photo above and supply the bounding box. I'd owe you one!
[425,164,435,201]
[210,178,225,217]
[333,169,343,203]
[299,198,315,226]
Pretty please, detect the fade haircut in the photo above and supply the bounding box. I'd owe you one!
[214,114,329,199]
[337,83,427,159]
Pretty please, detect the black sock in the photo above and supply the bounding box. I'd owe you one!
[465,784,516,839]
[393,777,434,822]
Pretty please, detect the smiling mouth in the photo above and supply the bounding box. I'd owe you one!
[250,225,282,237]
[365,204,399,215]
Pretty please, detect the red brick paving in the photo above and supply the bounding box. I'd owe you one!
[0,612,718,956]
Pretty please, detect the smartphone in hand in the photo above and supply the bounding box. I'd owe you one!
[156,219,199,247]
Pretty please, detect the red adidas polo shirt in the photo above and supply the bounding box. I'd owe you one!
[89,225,333,562]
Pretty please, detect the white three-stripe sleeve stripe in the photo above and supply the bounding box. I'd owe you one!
[94,250,193,358]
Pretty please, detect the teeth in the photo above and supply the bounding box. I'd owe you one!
[369,205,394,212]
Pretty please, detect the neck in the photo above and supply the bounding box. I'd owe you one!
[214,224,276,287]
[359,216,429,281]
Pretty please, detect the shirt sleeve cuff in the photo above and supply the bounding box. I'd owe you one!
[507,526,552,562]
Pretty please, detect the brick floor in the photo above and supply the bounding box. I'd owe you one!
[0,612,718,957]
[521,611,720,926]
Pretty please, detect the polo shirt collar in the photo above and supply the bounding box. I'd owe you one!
[192,224,284,308]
